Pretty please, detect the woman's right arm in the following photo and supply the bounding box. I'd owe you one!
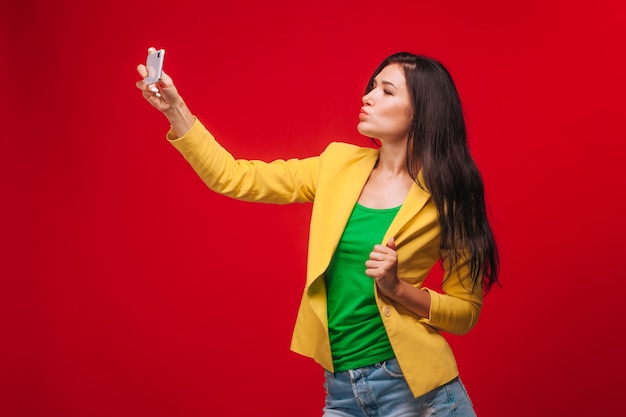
[135,47,195,138]
[135,47,319,205]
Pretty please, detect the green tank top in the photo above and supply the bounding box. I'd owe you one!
[325,202,401,371]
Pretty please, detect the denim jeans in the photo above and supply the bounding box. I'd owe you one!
[323,358,477,417]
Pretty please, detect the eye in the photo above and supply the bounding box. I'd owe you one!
[383,89,393,95]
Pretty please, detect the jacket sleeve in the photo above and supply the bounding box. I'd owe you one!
[420,253,483,335]
[167,118,319,204]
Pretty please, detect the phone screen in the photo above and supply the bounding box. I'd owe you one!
[144,49,165,85]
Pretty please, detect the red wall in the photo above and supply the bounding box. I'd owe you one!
[2,1,625,416]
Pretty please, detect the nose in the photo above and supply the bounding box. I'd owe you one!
[362,91,374,105]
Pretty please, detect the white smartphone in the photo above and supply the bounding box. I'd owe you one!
[144,49,165,85]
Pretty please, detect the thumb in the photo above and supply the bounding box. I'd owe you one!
[158,70,174,88]
[386,237,396,250]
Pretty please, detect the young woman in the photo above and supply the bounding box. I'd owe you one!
[136,48,499,417]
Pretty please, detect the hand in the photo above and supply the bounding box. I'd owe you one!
[135,47,195,137]
[365,238,401,297]
[135,47,182,114]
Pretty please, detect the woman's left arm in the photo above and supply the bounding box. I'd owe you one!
[366,238,432,319]
[366,239,482,335]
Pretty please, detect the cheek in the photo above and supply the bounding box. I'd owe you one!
[400,106,413,128]
[394,109,412,136]
[392,107,412,127]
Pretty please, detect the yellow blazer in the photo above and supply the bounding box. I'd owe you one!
[168,119,483,397]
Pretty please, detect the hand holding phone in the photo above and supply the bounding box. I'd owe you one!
[144,48,165,85]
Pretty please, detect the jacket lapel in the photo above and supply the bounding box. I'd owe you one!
[306,149,378,288]
[383,170,431,244]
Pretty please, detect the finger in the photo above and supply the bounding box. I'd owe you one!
[148,46,157,54]
[372,244,394,255]
[364,267,377,278]
[158,70,173,88]
[368,251,383,261]
[135,80,159,101]
[135,79,148,91]
[386,238,396,250]
[372,244,385,252]
[136,64,148,78]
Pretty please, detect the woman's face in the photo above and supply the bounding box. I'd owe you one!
[358,63,413,143]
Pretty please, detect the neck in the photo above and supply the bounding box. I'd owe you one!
[376,142,410,178]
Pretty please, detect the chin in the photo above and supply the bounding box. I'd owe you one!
[357,124,373,138]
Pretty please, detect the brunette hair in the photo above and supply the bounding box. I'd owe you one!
[366,52,500,293]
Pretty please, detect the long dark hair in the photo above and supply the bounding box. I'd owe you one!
[366,52,500,293]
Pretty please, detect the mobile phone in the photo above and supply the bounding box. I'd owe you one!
[144,49,165,85]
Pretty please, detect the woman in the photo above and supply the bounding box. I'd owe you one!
[136,48,499,416]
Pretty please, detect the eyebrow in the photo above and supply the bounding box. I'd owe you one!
[379,80,398,89]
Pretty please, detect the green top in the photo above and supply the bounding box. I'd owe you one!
[325,202,401,371]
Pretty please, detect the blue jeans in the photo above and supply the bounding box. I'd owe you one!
[323,358,477,417]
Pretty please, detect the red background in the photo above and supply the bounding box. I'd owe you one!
[2,0,625,416]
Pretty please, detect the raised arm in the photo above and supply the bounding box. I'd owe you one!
[135,47,320,205]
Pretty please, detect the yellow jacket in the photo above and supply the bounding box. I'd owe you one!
[168,119,483,397]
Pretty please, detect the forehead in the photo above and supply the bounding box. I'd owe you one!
[375,63,407,86]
